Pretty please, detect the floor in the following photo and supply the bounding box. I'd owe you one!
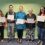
[0,39,39,45]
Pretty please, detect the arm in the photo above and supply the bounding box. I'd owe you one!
[4,17,8,28]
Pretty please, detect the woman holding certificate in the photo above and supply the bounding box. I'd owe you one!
[26,8,36,41]
[37,6,45,45]
[15,5,26,43]
[5,5,16,41]
[0,10,6,42]
[42,7,45,45]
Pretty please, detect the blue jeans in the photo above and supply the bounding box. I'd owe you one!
[42,34,45,45]
[38,27,45,41]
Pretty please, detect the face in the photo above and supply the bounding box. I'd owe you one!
[29,8,33,14]
[19,5,23,12]
[9,6,13,12]
[0,12,2,16]
[40,7,44,13]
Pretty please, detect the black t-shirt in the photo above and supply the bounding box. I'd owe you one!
[38,22,45,28]
[5,12,16,23]
[26,14,36,29]
[37,14,45,28]
[37,15,45,28]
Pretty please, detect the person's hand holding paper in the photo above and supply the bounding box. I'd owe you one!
[27,18,35,23]
[16,19,25,24]
[0,17,6,23]
[7,15,14,21]
[37,16,45,22]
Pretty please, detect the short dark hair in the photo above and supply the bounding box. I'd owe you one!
[9,5,13,8]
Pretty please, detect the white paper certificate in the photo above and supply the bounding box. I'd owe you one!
[0,17,6,22]
[7,15,14,20]
[27,18,35,23]
[16,19,25,24]
[37,16,45,22]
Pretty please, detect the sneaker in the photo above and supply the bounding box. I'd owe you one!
[17,39,20,43]
[1,40,4,42]
[37,40,41,45]
[19,39,22,43]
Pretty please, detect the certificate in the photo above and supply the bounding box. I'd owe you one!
[27,18,35,23]
[16,19,25,24]
[37,16,45,22]
[7,15,14,20]
[0,17,6,22]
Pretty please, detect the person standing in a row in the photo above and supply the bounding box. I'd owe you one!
[37,6,45,45]
[15,5,26,43]
[5,5,16,41]
[0,10,7,42]
[42,7,45,45]
[26,8,36,41]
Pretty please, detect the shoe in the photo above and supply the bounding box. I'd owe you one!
[17,39,20,43]
[37,40,41,45]
[1,40,4,42]
[19,39,22,43]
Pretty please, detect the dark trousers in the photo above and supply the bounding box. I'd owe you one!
[0,26,4,40]
[43,41,45,45]
[17,29,23,39]
[38,27,45,41]
[42,29,45,45]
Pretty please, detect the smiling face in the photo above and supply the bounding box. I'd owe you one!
[0,12,2,16]
[9,5,13,12]
[40,7,44,14]
[28,8,33,15]
[0,10,3,17]
[19,5,23,12]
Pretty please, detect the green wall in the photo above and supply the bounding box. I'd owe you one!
[0,0,45,38]
[0,0,45,15]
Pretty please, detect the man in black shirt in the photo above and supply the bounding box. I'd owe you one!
[5,5,16,41]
